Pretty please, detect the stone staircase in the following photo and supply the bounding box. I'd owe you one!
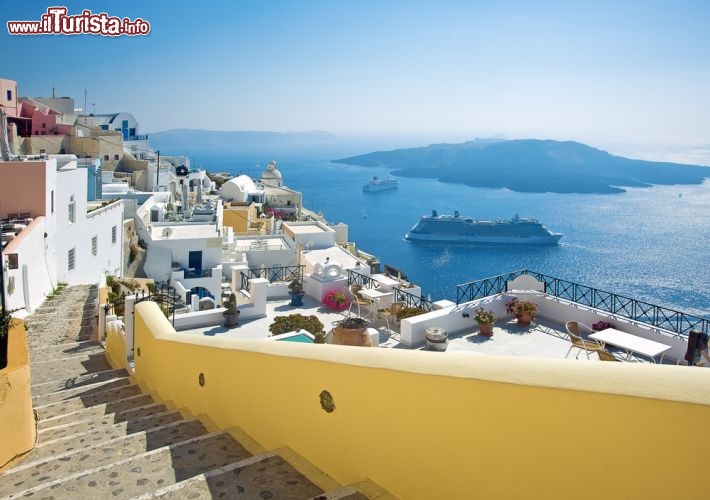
[0,340,390,499]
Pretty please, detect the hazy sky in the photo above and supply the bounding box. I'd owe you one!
[3,1,709,148]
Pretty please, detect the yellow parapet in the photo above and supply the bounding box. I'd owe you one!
[0,319,37,472]
[131,301,710,499]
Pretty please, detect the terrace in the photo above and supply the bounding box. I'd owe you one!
[158,269,706,366]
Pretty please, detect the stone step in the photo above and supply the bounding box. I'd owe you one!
[38,393,155,429]
[30,353,113,385]
[133,451,325,499]
[32,375,131,406]
[35,383,142,420]
[0,419,210,496]
[28,340,105,360]
[27,411,189,463]
[39,403,170,443]
[31,368,128,397]
[8,431,252,499]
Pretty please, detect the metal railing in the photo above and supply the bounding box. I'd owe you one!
[347,270,380,289]
[348,270,434,311]
[456,269,709,337]
[240,265,304,292]
[394,287,433,311]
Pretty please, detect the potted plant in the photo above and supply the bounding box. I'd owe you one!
[505,297,538,326]
[332,316,371,346]
[473,308,496,336]
[288,278,305,306]
[269,314,324,337]
[322,289,350,311]
[223,293,240,328]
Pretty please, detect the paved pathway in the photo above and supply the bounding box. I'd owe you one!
[24,284,98,349]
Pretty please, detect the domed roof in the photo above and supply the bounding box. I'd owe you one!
[219,174,259,202]
[261,160,282,179]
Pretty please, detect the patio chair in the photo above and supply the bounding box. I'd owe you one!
[565,321,605,360]
[597,349,620,362]
[348,284,372,317]
[378,301,404,332]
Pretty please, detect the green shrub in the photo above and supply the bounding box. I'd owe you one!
[269,314,324,336]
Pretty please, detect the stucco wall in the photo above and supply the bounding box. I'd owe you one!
[130,301,710,500]
[2,218,55,313]
[0,320,36,472]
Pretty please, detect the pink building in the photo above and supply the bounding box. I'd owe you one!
[0,77,19,118]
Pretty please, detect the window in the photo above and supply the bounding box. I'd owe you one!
[91,236,97,256]
[42,123,46,129]
[6,90,11,101]
[68,195,75,223]
[50,190,54,213]
[100,124,108,130]
[113,154,119,160]
[68,248,75,271]
[103,155,109,161]
[111,225,117,244]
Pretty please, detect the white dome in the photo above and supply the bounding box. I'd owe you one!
[220,175,258,202]
[261,160,282,184]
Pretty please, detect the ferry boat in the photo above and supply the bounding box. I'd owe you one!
[363,176,398,192]
[405,211,563,245]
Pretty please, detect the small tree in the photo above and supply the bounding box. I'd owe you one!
[269,314,324,336]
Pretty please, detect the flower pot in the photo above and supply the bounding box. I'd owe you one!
[223,312,239,328]
[478,322,494,336]
[289,291,305,307]
[332,317,371,346]
[516,311,534,326]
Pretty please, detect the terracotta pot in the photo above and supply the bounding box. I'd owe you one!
[478,322,494,336]
[516,311,534,326]
[332,325,371,346]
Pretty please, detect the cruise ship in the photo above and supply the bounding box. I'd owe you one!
[363,176,398,192]
[405,211,563,244]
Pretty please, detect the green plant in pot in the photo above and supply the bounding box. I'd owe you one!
[223,293,240,328]
[288,278,305,306]
[473,308,496,336]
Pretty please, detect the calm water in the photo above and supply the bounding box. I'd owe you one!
[192,152,710,318]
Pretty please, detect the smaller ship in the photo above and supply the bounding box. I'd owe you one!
[363,176,398,192]
[405,211,563,245]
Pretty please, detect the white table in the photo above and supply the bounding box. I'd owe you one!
[589,328,672,363]
[358,288,393,319]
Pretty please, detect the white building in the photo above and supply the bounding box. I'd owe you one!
[1,156,124,314]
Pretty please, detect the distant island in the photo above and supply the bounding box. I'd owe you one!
[334,139,710,194]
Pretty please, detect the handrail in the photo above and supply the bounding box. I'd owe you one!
[240,265,304,292]
[456,269,709,337]
[348,270,433,310]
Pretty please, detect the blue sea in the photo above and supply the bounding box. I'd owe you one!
[190,151,710,318]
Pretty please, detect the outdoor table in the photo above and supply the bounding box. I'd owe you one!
[358,288,393,319]
[589,328,672,363]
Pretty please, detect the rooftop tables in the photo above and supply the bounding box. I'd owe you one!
[589,328,672,363]
[358,287,393,319]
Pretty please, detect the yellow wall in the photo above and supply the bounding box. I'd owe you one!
[0,319,36,471]
[130,302,710,499]
[223,204,257,234]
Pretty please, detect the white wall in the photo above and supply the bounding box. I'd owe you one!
[2,218,55,314]
[55,166,124,285]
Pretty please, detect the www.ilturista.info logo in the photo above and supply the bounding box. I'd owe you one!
[7,7,150,36]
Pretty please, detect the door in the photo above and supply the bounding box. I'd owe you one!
[188,251,202,272]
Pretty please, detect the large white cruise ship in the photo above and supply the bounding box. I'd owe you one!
[405,211,563,244]
[363,176,398,192]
